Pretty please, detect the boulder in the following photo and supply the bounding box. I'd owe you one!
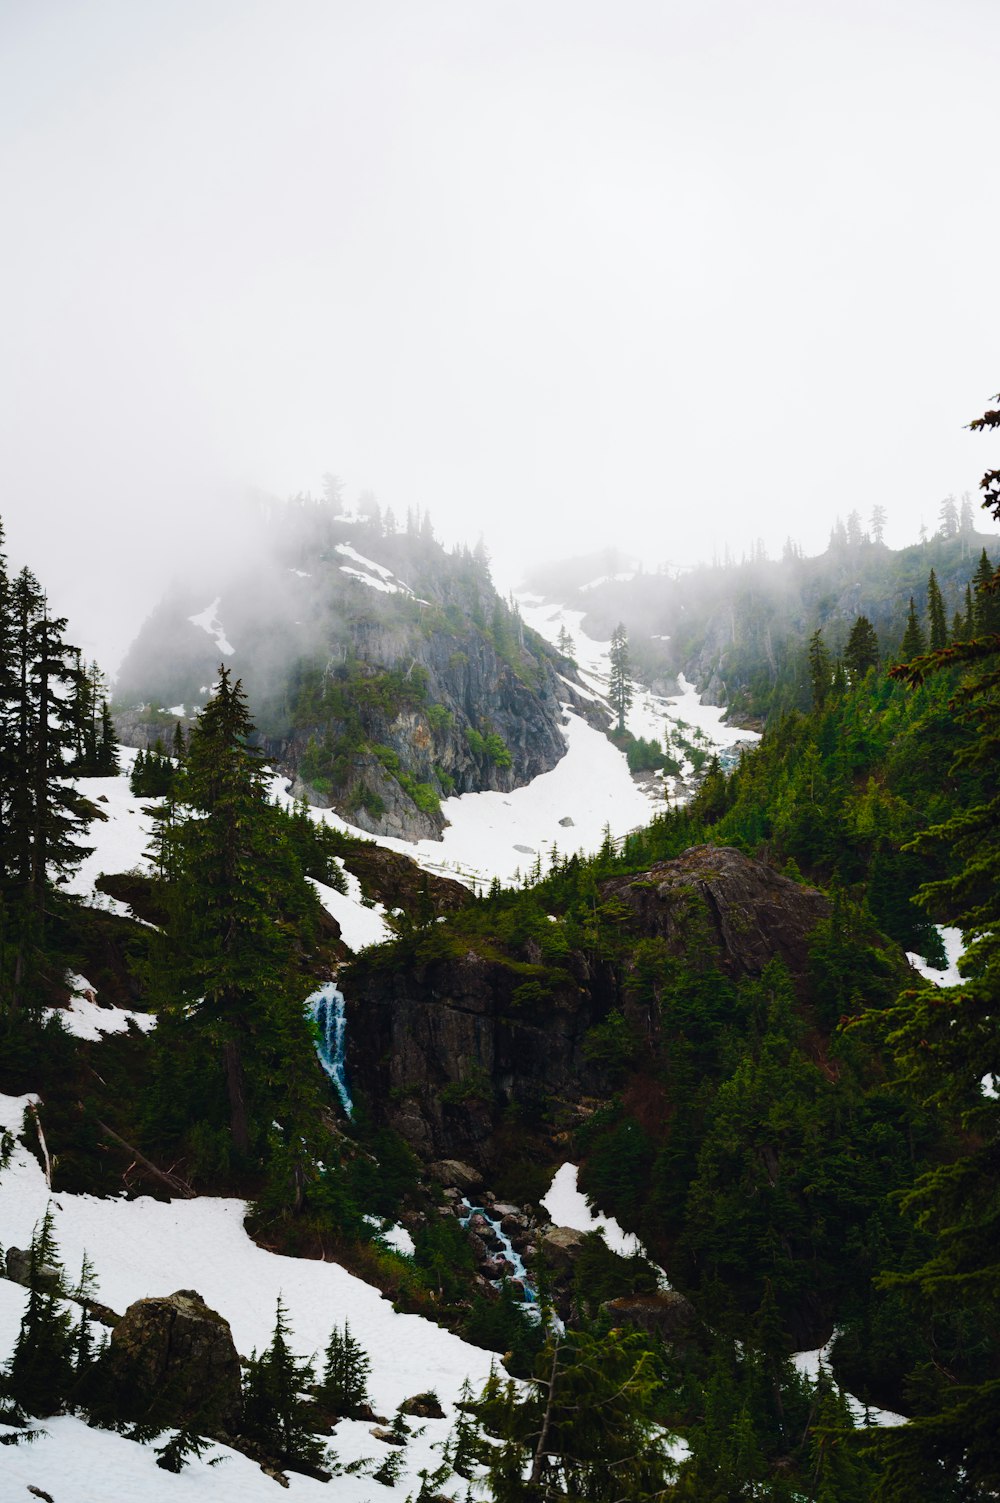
[601,1290,698,1343]
[4,1247,60,1294]
[96,1288,242,1435]
[429,1159,483,1193]
[539,1226,589,1270]
[400,1391,446,1419]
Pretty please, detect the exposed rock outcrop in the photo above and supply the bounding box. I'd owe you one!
[346,844,835,1166]
[601,845,830,992]
[94,1288,242,1436]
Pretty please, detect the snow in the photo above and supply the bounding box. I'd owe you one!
[519,596,758,809]
[0,1091,499,1499]
[379,1223,416,1257]
[336,543,419,601]
[65,753,159,923]
[579,571,636,590]
[541,1163,644,1259]
[339,564,401,595]
[44,973,155,1041]
[167,703,186,716]
[188,598,235,656]
[335,543,395,581]
[907,925,965,986]
[308,863,393,952]
[792,1340,906,1428]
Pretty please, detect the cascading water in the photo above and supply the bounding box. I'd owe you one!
[307,981,353,1118]
[460,1199,539,1318]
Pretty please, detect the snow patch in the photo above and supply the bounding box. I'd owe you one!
[188,597,235,656]
[792,1339,906,1428]
[541,1163,644,1259]
[907,925,965,986]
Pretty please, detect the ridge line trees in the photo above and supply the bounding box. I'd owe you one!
[864,390,1000,1498]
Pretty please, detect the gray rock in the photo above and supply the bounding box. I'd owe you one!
[428,1159,483,1192]
[540,1226,589,1269]
[95,1288,242,1436]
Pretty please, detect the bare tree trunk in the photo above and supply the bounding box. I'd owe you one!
[224,1038,251,1156]
[529,1340,561,1486]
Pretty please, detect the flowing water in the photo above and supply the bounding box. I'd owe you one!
[307,981,353,1118]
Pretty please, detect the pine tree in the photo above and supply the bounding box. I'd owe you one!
[242,1297,327,1471]
[870,503,888,544]
[608,623,633,733]
[808,629,831,708]
[927,568,948,651]
[898,597,926,662]
[2,1208,75,1417]
[146,668,324,1193]
[843,616,880,682]
[319,1320,370,1417]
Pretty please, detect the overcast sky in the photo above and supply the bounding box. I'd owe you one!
[2,0,998,669]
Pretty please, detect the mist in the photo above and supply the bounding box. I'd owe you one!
[2,0,998,673]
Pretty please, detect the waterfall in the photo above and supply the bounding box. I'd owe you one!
[306,981,353,1118]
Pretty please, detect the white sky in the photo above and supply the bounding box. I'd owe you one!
[2,0,998,669]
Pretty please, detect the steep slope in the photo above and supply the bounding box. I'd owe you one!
[522,527,1000,718]
[115,501,585,841]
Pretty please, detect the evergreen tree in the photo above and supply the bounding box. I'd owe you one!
[927,568,948,650]
[242,1297,327,1471]
[971,548,1000,633]
[898,597,926,662]
[147,668,324,1190]
[2,1208,75,1417]
[472,1328,676,1501]
[808,629,831,709]
[318,1320,370,1416]
[870,503,888,544]
[843,615,880,682]
[608,623,633,733]
[938,494,959,537]
[868,391,1000,1498]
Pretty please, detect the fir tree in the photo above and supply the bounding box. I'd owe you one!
[2,1208,75,1417]
[843,615,880,682]
[927,568,948,651]
[147,668,324,1191]
[472,1328,676,1501]
[808,629,831,708]
[242,1297,327,1471]
[318,1320,370,1416]
[898,597,926,662]
[868,390,1000,1497]
[608,622,633,733]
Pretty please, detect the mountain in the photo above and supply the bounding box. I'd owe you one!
[522,526,1000,718]
[114,500,590,841]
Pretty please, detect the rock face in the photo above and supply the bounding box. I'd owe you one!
[113,512,594,843]
[98,1289,242,1435]
[601,845,830,993]
[346,845,832,1165]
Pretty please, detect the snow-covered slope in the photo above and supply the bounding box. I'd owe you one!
[0,1092,496,1500]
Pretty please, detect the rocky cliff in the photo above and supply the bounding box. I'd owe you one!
[115,504,592,840]
[344,845,833,1167]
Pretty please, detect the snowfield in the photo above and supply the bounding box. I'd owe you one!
[0,1092,497,1501]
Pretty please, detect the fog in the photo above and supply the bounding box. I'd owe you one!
[2,0,999,671]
